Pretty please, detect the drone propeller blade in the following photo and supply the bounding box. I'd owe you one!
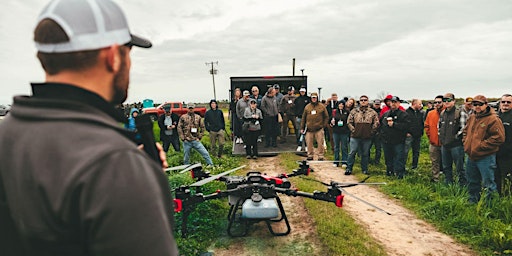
[179,163,203,174]
[341,189,391,215]
[164,164,191,173]
[190,165,247,187]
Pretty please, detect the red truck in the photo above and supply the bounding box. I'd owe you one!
[142,102,207,121]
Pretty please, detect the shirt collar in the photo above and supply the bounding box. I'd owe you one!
[30,82,126,123]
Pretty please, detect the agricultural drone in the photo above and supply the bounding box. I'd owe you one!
[168,161,388,237]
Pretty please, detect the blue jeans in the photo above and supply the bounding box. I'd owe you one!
[383,143,405,178]
[183,140,213,165]
[333,132,349,165]
[466,154,498,203]
[347,138,372,173]
[441,145,466,185]
[404,136,421,169]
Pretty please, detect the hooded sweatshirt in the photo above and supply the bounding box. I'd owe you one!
[204,99,225,132]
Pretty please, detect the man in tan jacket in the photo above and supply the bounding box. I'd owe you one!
[300,92,329,160]
[463,95,505,203]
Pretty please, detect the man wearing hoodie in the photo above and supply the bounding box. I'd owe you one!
[261,87,280,147]
[463,95,504,203]
[346,95,379,175]
[204,99,225,157]
[301,92,329,160]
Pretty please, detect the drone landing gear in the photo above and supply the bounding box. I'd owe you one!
[227,196,291,237]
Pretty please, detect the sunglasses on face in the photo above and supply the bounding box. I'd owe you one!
[472,102,485,107]
[501,101,512,104]
[434,101,442,104]
[360,99,368,102]
[442,98,453,102]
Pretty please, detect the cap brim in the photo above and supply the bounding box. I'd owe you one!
[130,34,152,48]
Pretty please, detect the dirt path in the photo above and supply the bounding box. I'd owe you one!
[210,156,476,256]
[311,161,476,256]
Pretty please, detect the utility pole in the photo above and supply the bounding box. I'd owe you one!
[206,61,218,99]
[318,87,322,101]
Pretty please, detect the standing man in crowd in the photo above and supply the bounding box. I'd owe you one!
[381,97,409,178]
[294,87,311,149]
[346,95,379,175]
[235,90,251,144]
[463,95,504,203]
[0,0,179,254]
[159,106,180,153]
[301,92,329,160]
[261,87,279,147]
[438,93,467,185]
[404,99,424,171]
[370,99,383,164]
[497,94,512,195]
[250,85,263,108]
[280,86,297,143]
[178,103,214,166]
[326,93,339,150]
[462,97,474,116]
[204,99,225,158]
[425,95,445,182]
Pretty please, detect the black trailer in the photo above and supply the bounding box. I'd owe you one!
[230,76,308,156]
[229,76,307,99]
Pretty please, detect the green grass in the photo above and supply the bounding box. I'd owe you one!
[280,153,387,256]
[160,112,512,255]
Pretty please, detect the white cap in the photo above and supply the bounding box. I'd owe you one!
[35,0,151,53]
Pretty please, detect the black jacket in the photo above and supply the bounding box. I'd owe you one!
[498,110,512,157]
[332,108,350,134]
[294,95,311,116]
[438,107,463,148]
[405,107,425,138]
[0,84,178,256]
[204,108,225,132]
[158,112,180,138]
[381,109,409,144]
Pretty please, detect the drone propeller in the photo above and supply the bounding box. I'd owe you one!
[179,163,203,174]
[341,189,391,215]
[190,165,247,187]
[164,164,193,173]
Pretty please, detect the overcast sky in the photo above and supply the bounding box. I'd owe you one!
[1,0,511,105]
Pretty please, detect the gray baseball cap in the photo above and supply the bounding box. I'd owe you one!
[35,0,151,53]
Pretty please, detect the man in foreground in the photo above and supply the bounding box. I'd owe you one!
[0,0,179,255]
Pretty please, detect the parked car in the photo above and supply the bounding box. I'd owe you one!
[142,102,206,121]
[488,101,499,111]
[0,104,11,116]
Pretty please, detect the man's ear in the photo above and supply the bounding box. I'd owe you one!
[105,44,121,73]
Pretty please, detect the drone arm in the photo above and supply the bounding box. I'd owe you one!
[274,187,344,207]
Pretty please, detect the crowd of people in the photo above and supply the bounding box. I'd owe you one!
[229,85,512,203]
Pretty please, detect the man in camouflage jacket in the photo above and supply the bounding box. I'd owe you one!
[178,103,213,165]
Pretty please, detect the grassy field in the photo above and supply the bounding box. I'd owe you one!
[160,112,512,255]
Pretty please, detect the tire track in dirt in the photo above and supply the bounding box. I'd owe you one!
[311,161,476,256]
